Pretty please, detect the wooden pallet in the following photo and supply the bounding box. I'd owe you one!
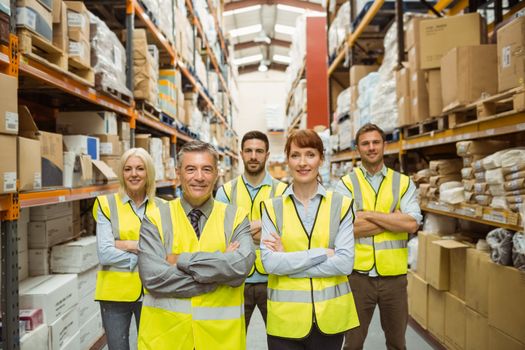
[403,116,448,139]
[68,56,94,86]
[446,87,525,128]
[95,74,133,105]
[18,29,67,70]
[137,100,162,120]
[385,128,401,142]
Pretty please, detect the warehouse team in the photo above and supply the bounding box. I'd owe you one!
[94,123,421,350]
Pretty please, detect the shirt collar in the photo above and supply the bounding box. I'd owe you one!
[359,164,388,178]
[180,195,214,218]
[241,172,274,189]
[283,182,327,200]
[120,193,149,208]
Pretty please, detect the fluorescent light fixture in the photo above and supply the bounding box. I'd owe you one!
[276,4,306,14]
[224,5,261,17]
[233,54,263,66]
[258,63,269,72]
[229,24,263,38]
[273,54,291,64]
[274,24,296,36]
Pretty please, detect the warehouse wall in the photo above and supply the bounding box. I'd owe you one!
[234,70,287,171]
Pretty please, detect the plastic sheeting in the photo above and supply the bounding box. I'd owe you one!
[422,213,457,235]
[512,232,525,271]
[486,228,514,266]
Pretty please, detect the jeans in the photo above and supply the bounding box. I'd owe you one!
[99,300,142,350]
[244,283,268,328]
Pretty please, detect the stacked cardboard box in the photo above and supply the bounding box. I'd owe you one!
[159,69,183,120]
[0,73,18,194]
[65,1,90,67]
[16,0,53,42]
[133,29,159,106]
[497,16,525,92]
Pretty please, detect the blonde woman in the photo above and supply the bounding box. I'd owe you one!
[93,147,162,350]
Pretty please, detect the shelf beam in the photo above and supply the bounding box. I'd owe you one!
[224,0,323,11]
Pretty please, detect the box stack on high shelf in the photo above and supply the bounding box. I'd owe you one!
[326,0,525,348]
[0,0,240,348]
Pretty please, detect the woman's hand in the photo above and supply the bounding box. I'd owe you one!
[115,240,139,254]
[262,233,285,252]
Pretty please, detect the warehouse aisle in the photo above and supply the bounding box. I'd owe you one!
[246,308,434,350]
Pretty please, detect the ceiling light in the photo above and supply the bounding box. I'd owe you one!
[224,5,261,17]
[258,63,269,72]
[274,24,296,36]
[229,24,263,38]
[233,54,263,66]
[273,54,291,64]
[276,4,306,14]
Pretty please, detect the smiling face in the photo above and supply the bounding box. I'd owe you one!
[287,142,323,185]
[123,156,147,196]
[242,139,269,176]
[177,151,218,206]
[356,130,385,168]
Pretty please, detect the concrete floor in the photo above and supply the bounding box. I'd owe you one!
[114,305,434,350]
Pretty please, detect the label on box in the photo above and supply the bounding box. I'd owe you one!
[67,12,85,28]
[33,173,42,190]
[502,46,511,68]
[68,42,84,57]
[16,8,36,30]
[5,111,18,132]
[4,172,16,192]
[100,143,113,155]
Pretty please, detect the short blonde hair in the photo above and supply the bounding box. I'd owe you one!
[118,148,156,200]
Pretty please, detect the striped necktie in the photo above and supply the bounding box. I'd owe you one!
[188,209,203,238]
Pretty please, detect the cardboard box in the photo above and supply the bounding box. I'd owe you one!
[406,17,423,50]
[92,159,117,184]
[465,248,490,316]
[28,248,49,276]
[52,0,66,50]
[28,214,74,248]
[78,266,98,298]
[410,272,428,329]
[49,306,79,350]
[18,137,42,191]
[100,155,120,175]
[135,134,151,151]
[434,240,468,300]
[409,69,429,122]
[488,262,525,344]
[68,37,90,66]
[350,65,379,87]
[441,45,498,110]
[63,135,100,160]
[30,201,73,221]
[396,67,410,101]
[63,152,93,188]
[19,106,63,187]
[50,236,98,273]
[466,308,488,350]
[19,274,78,324]
[57,111,117,135]
[445,292,467,350]
[52,0,61,23]
[416,231,428,280]
[16,0,53,42]
[118,121,131,141]
[95,134,121,156]
[64,1,89,41]
[20,324,48,350]
[418,13,487,69]
[78,291,98,321]
[426,69,442,117]
[60,331,80,350]
[489,326,525,350]
[428,286,446,342]
[79,311,103,350]
[0,134,17,193]
[426,237,449,290]
[497,16,525,92]
[408,46,420,71]
[0,73,19,134]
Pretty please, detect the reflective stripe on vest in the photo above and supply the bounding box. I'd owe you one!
[262,191,360,338]
[341,168,410,276]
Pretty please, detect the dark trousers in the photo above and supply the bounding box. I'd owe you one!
[343,272,408,350]
[99,300,142,350]
[244,282,268,328]
[268,324,345,350]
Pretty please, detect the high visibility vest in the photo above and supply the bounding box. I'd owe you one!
[221,175,287,277]
[93,194,162,302]
[137,199,248,350]
[341,167,410,276]
[261,191,360,338]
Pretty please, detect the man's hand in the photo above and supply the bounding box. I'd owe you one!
[226,241,240,252]
[115,240,139,254]
[262,233,285,252]
[250,220,262,245]
[166,254,180,265]
[356,211,372,221]
[326,248,335,257]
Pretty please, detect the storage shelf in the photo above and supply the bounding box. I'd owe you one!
[285,62,306,113]
[19,180,178,208]
[0,44,9,66]
[206,0,229,63]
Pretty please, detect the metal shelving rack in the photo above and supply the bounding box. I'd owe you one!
[0,0,239,348]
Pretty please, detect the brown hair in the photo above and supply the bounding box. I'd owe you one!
[176,140,219,169]
[285,129,325,159]
[241,131,269,151]
[355,123,386,144]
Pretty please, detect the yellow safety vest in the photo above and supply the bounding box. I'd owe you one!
[92,194,162,302]
[137,199,248,350]
[221,175,287,277]
[341,167,410,276]
[262,191,360,338]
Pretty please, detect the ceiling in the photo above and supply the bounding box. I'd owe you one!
[223,0,325,73]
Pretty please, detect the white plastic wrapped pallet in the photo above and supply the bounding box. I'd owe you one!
[356,72,380,129]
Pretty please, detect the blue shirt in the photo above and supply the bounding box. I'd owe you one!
[260,183,355,278]
[335,164,422,277]
[216,173,276,283]
[96,194,149,271]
